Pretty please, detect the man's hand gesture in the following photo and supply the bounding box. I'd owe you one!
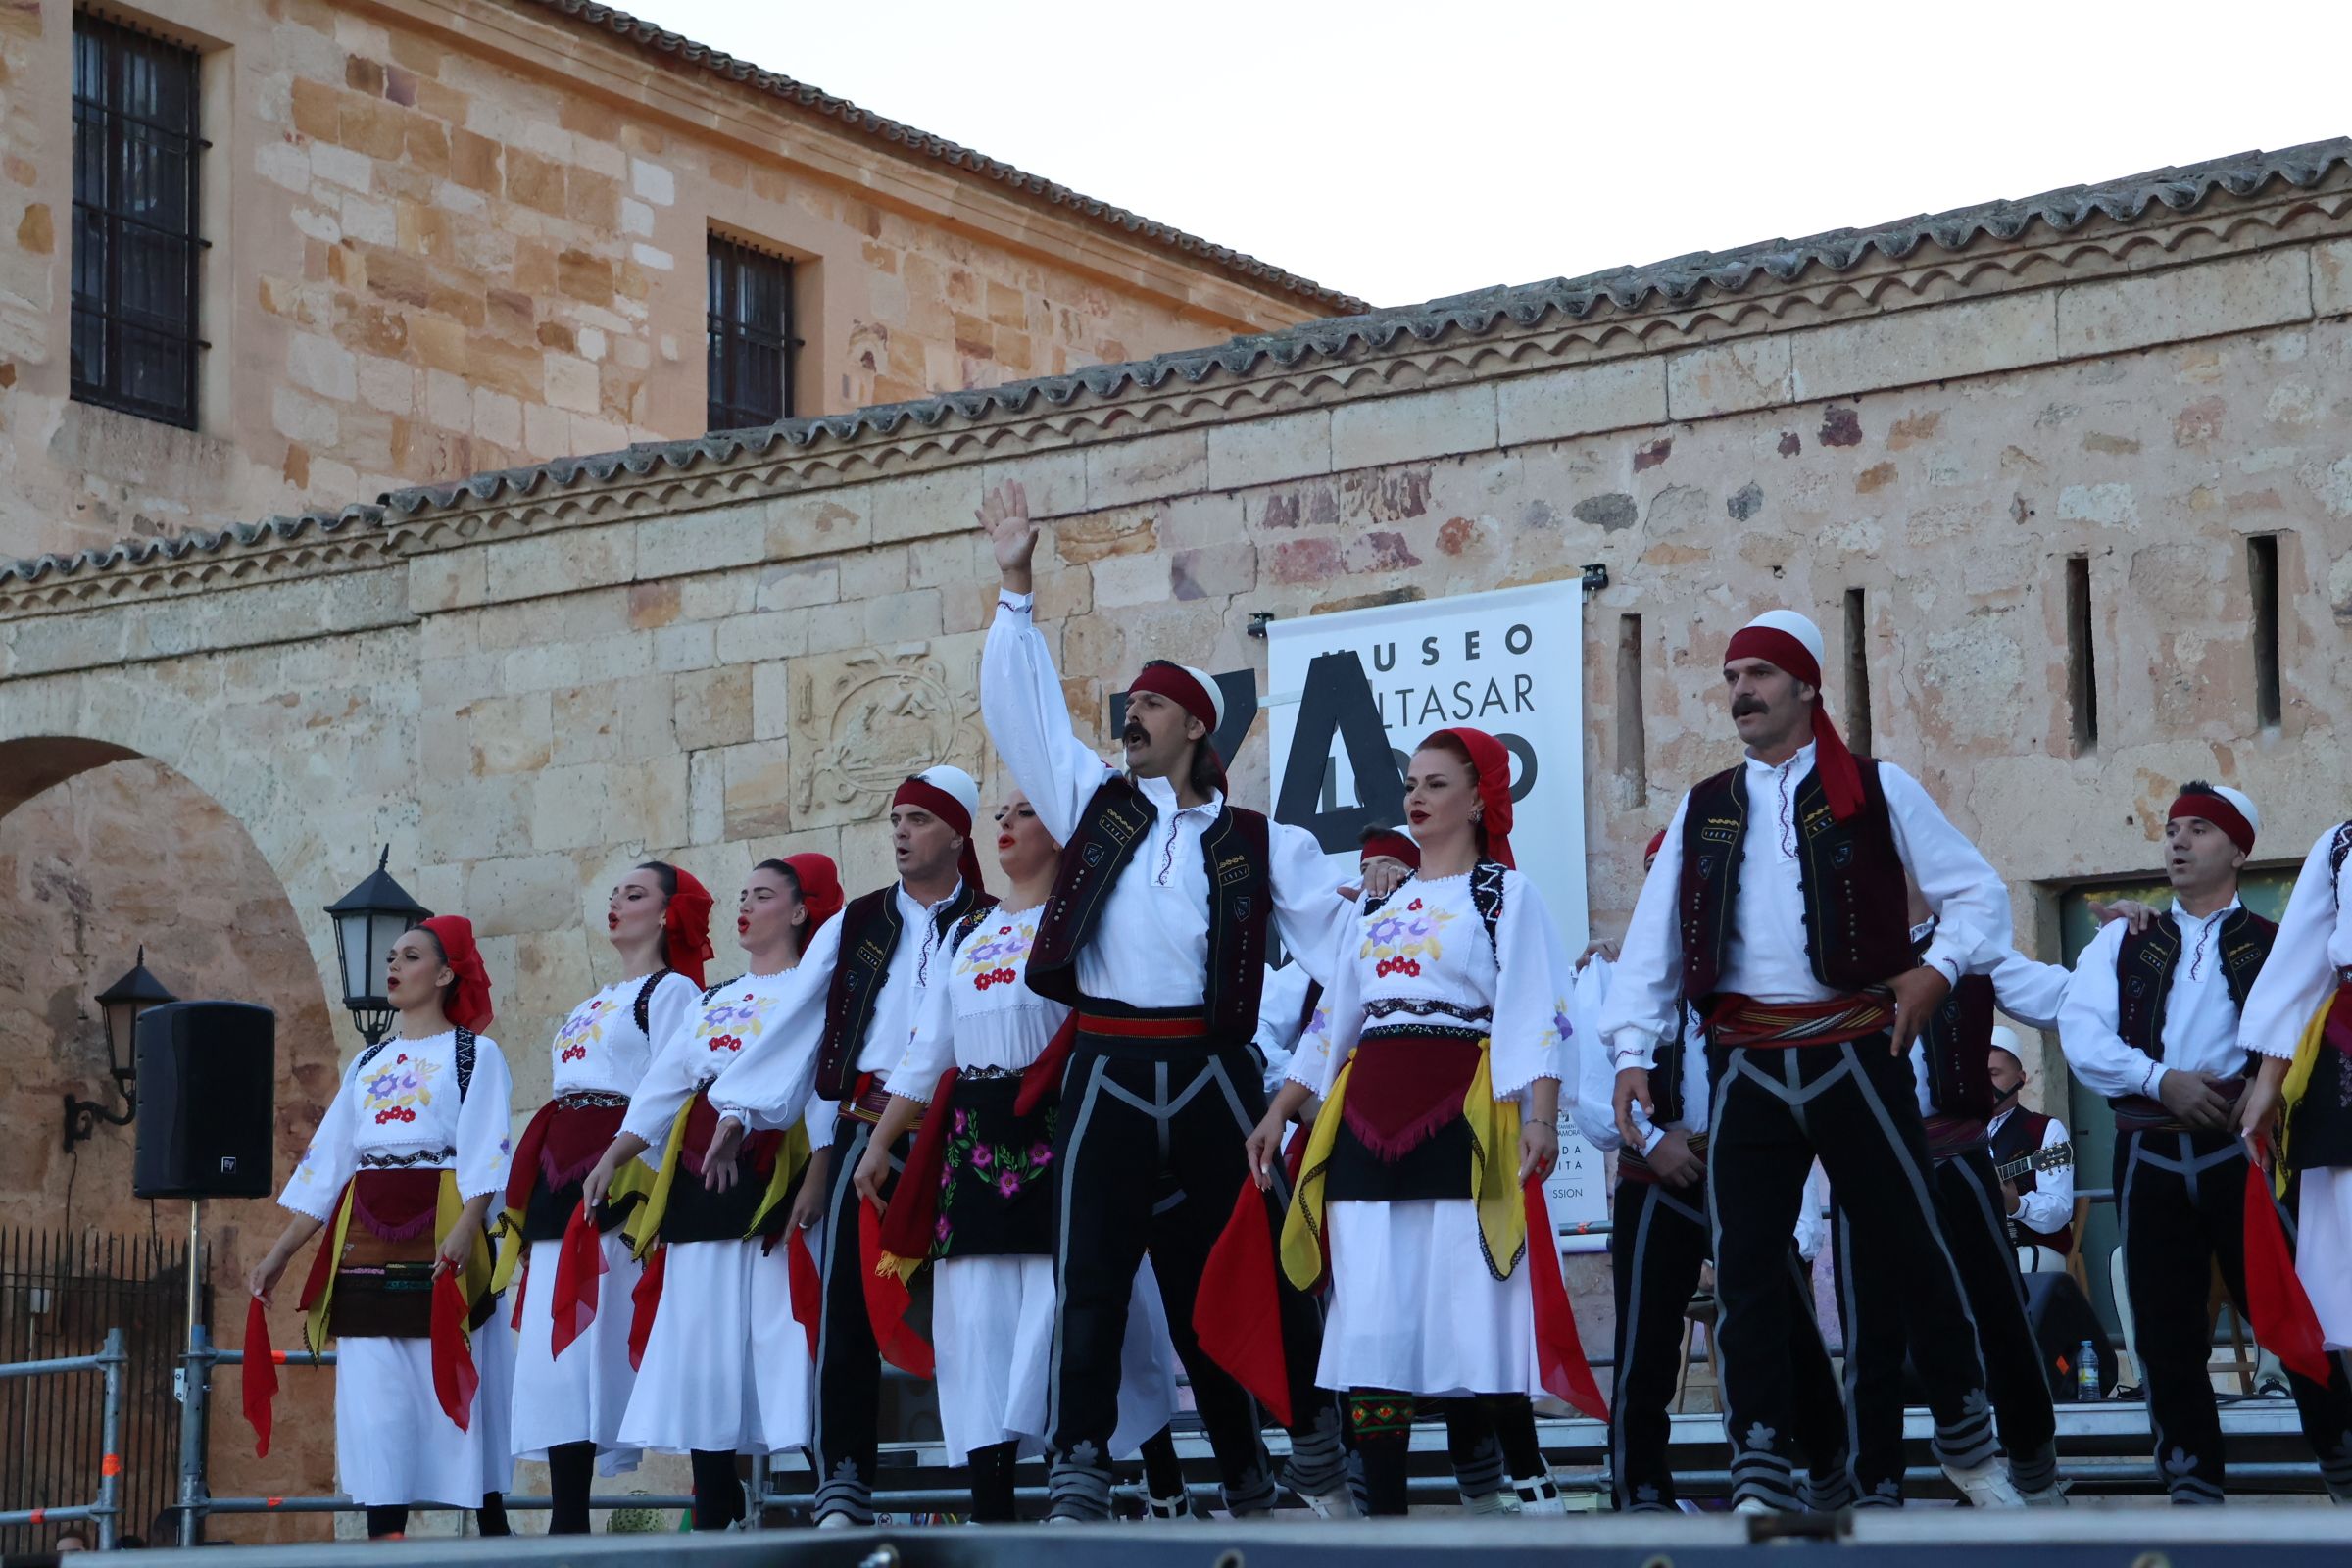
[978,480,1038,594]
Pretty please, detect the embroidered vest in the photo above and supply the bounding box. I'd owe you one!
[815,882,994,1101]
[1026,776,1274,1041]
[2114,906,2275,1070]
[1989,1107,2073,1253]
[1677,758,1914,1003]
[1916,972,1997,1120]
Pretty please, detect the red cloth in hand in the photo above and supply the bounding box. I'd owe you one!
[1524,1177,1607,1420]
[2244,1161,2334,1387]
[1195,1177,1291,1428]
[549,1200,608,1358]
[876,1069,957,1266]
[430,1269,478,1433]
[627,1246,664,1372]
[788,1227,822,1359]
[242,1296,277,1458]
[858,1199,933,1378]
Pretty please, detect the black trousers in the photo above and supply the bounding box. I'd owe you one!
[810,1111,915,1524]
[1045,1040,1344,1520]
[1708,1035,1996,1509]
[1610,1172,1850,1512]
[2115,1129,2352,1503]
[1838,1144,2058,1503]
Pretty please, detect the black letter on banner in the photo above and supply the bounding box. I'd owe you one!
[1276,650,1405,855]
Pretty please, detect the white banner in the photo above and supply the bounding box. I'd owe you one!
[1265,580,1604,1248]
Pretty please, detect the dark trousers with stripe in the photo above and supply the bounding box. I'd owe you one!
[1708,1035,1996,1509]
[1837,1144,2058,1503]
[1610,1172,1850,1511]
[810,1111,914,1524]
[1046,1039,1344,1521]
[2116,1128,2352,1503]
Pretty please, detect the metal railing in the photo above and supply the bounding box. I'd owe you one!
[0,1332,124,1549]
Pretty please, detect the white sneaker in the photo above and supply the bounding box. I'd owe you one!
[1943,1458,2025,1509]
[813,1512,858,1529]
[1300,1485,1360,1519]
[1460,1488,1515,1516]
[2018,1481,2069,1507]
[1512,1478,1568,1516]
[1144,1492,1192,1521]
[1735,1497,1772,1516]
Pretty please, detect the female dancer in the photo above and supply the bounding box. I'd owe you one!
[852,792,1186,1522]
[497,863,711,1533]
[579,855,843,1530]
[246,916,515,1539]
[1250,727,1581,1516]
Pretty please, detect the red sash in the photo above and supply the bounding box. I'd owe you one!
[548,1202,608,1358]
[2243,1156,2333,1387]
[1524,1177,1608,1421]
[242,1296,277,1457]
[430,1269,478,1432]
[1194,1135,1311,1427]
[1707,992,1895,1051]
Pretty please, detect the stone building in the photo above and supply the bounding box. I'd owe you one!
[6,127,2352,1529]
[0,0,1351,1538]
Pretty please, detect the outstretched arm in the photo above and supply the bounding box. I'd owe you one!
[977,481,1110,843]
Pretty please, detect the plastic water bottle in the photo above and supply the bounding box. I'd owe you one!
[2077,1339,2101,1401]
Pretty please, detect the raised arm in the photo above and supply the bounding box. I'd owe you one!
[977,482,1110,843]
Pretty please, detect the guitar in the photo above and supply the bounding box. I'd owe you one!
[1993,1142,2074,1184]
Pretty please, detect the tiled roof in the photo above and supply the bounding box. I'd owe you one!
[6,138,2347,589]
[520,0,1367,317]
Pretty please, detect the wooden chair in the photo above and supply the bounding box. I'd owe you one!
[2064,1195,2092,1298]
[2206,1263,2260,1396]
[1675,1294,1720,1413]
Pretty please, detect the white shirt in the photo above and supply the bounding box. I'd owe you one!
[1571,955,1709,1152]
[980,594,1352,1004]
[859,881,969,1074]
[1599,742,2010,1071]
[1286,867,1574,1102]
[1252,960,1316,1094]
[1988,1104,2075,1238]
[2239,824,2352,1060]
[547,971,703,1100]
[891,905,1068,1102]
[1906,938,2075,1116]
[281,1028,515,1219]
[2060,898,2248,1101]
[628,963,831,1156]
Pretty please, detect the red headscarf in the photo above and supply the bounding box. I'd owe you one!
[2169,788,2258,858]
[417,914,494,1033]
[1723,613,1864,822]
[1359,829,1421,870]
[1427,726,1515,869]
[660,867,715,987]
[1644,828,1668,867]
[782,853,845,935]
[1129,662,1227,791]
[892,771,988,897]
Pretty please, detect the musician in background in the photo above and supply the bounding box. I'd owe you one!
[1986,1033,2075,1274]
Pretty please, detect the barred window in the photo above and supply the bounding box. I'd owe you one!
[72,13,205,429]
[707,236,796,431]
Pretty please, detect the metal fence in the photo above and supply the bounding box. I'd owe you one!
[0,1230,199,1554]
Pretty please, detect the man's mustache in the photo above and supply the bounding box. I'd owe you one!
[1731,698,1768,718]
[1122,721,1149,745]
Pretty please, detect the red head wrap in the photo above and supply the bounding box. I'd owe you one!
[659,867,715,988]
[1644,828,1668,867]
[1128,662,1227,791]
[892,775,988,897]
[1358,830,1421,871]
[2169,790,2257,858]
[416,914,494,1033]
[782,853,846,935]
[1426,726,1515,869]
[1723,620,1865,822]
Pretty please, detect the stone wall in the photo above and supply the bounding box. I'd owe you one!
[0,0,1335,565]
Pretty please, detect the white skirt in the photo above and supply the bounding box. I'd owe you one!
[510,1236,644,1473]
[473,1301,516,1495]
[334,1335,507,1507]
[614,1239,810,1456]
[930,1253,1182,1464]
[1316,1198,1539,1396]
[2299,1165,2352,1351]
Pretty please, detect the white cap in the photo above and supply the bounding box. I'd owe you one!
[2208,783,2260,839]
[915,764,980,825]
[1988,1025,2024,1062]
[1179,663,1227,731]
[1738,609,1827,673]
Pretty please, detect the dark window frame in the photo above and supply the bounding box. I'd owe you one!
[706,235,800,431]
[71,11,208,430]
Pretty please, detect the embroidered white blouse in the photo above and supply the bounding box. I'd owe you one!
[2239,824,2352,1061]
[280,1029,515,1221]
[547,971,704,1100]
[622,964,830,1164]
[1288,867,1575,1103]
[889,904,1068,1102]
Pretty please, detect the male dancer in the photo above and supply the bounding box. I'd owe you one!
[978,482,1358,1521]
[2060,782,2352,1504]
[1577,830,1854,1513]
[1600,609,2022,1511]
[706,766,994,1527]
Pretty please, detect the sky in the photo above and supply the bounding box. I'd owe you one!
[625,1,2352,311]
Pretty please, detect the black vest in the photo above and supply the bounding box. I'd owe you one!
[2113,905,2275,1070]
[815,881,994,1101]
[1916,973,1997,1120]
[1025,776,1273,1041]
[1677,758,1914,1003]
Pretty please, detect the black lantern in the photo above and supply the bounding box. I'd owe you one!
[65,947,175,1149]
[324,847,431,1048]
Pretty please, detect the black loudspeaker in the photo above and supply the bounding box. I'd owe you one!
[132,1001,277,1200]
[2022,1270,2119,1400]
